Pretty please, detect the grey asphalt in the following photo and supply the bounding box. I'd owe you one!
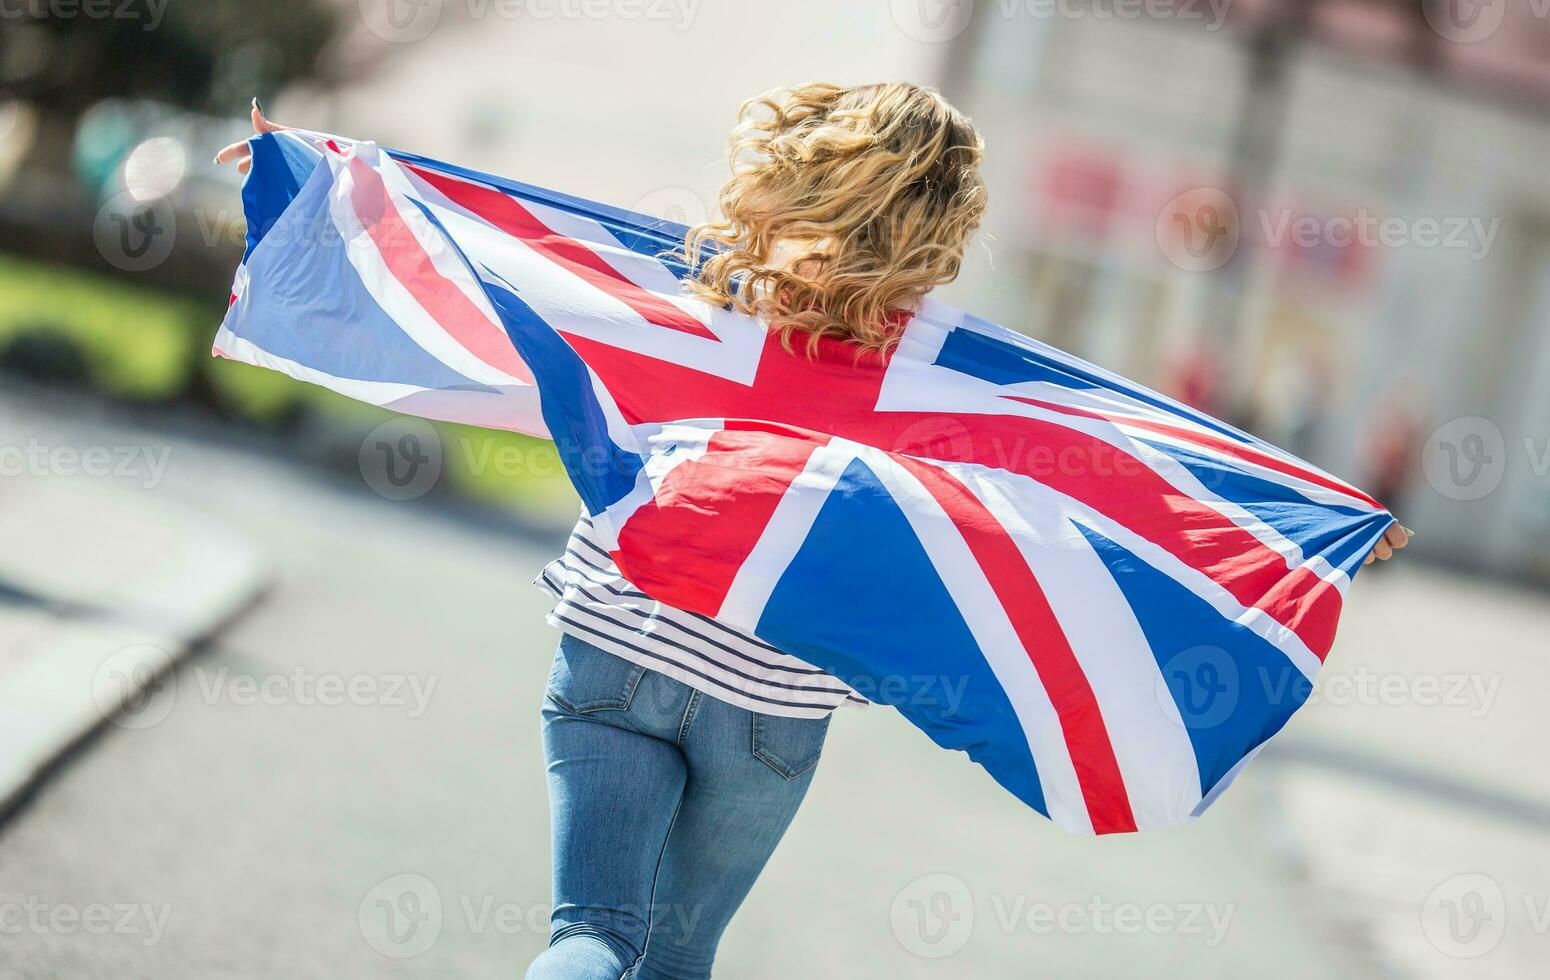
[3,395,1541,978]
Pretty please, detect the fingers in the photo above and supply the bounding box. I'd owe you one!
[1364,521,1415,564]
[251,98,286,134]
[214,139,252,165]
[216,99,289,169]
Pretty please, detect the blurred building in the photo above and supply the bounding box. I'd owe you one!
[285,0,945,231]
[5,0,1549,583]
[946,0,1550,582]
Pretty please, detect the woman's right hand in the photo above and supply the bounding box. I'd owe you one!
[214,99,288,175]
[1364,522,1413,565]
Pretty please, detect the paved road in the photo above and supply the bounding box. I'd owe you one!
[2,396,1545,978]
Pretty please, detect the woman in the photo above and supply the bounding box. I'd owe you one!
[219,82,1411,979]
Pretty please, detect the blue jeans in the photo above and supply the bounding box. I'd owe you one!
[527,634,830,980]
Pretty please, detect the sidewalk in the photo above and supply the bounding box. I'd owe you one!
[1258,564,1550,979]
[0,420,266,816]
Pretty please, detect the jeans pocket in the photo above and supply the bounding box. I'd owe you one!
[546,634,647,714]
[751,712,831,780]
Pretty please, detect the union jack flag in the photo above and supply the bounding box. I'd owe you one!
[216,130,1396,835]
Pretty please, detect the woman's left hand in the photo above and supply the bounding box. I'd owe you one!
[1364,523,1413,565]
[214,99,287,176]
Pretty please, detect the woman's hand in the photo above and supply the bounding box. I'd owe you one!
[214,99,287,175]
[1365,522,1413,565]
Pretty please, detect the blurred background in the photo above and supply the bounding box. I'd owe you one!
[1,0,1548,976]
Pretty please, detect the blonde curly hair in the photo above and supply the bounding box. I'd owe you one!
[681,82,986,353]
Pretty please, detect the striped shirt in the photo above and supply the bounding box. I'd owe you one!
[536,514,868,718]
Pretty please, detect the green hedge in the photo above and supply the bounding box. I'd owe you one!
[0,255,576,521]
[0,255,200,399]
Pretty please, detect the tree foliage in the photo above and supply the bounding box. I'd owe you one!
[1,0,340,117]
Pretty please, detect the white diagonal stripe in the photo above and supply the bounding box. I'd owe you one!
[847,444,1093,835]
[961,467,1204,829]
[716,440,856,626]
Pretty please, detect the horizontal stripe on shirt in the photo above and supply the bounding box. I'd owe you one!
[536,514,868,719]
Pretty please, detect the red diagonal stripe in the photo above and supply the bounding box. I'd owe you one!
[347,158,533,382]
[404,163,718,340]
[612,423,824,615]
[895,455,1138,835]
[1254,566,1342,661]
[1007,396,1382,510]
[955,414,1311,622]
